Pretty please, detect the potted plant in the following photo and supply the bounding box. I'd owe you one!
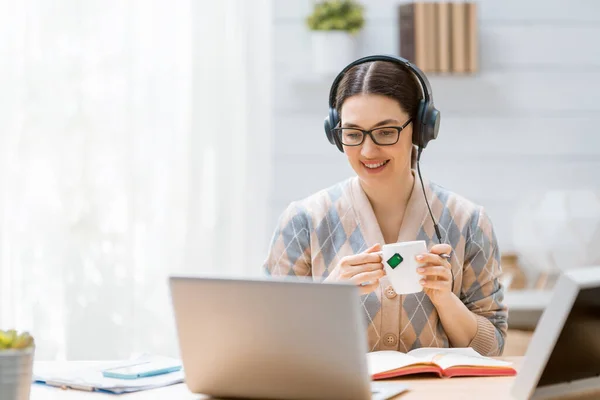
[0,330,35,400]
[306,0,365,75]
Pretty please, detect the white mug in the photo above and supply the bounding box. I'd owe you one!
[381,240,427,295]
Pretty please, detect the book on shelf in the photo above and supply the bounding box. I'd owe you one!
[398,2,479,74]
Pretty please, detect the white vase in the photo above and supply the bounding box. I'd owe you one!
[512,190,600,285]
[0,349,34,400]
[310,31,356,75]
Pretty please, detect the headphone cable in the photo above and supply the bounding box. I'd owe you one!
[416,146,455,292]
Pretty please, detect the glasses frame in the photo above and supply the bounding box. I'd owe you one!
[332,118,413,147]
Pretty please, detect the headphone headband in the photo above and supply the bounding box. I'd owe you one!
[327,54,433,109]
[324,54,440,151]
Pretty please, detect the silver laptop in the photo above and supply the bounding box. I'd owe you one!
[169,276,407,400]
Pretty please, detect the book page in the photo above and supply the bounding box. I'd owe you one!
[366,351,426,375]
[407,347,513,370]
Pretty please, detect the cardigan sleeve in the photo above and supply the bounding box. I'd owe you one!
[461,207,508,356]
[262,202,312,278]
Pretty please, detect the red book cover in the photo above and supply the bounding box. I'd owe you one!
[368,348,517,380]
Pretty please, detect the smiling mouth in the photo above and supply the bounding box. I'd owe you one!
[362,160,390,169]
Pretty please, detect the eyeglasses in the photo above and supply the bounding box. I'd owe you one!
[332,118,413,146]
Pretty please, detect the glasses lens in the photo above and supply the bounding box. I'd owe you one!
[338,129,363,145]
[372,128,399,145]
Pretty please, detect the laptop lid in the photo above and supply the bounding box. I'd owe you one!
[510,266,600,400]
[169,276,373,400]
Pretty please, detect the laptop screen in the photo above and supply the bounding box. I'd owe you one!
[537,286,600,387]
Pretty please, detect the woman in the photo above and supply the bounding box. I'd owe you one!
[263,55,507,357]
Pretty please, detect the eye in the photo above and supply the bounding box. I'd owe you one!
[378,129,396,136]
[341,129,362,139]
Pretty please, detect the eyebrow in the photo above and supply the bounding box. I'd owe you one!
[342,119,401,129]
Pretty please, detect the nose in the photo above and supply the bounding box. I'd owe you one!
[360,134,380,158]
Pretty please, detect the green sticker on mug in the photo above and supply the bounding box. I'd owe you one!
[387,253,403,269]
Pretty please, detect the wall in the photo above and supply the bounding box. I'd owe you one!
[269,0,600,253]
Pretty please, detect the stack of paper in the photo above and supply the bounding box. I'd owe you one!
[33,354,184,394]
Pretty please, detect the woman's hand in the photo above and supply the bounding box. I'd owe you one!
[324,243,385,295]
[416,243,454,305]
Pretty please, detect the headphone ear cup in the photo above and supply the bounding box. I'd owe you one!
[428,107,440,142]
[412,99,426,148]
[330,108,340,131]
[412,100,441,149]
[420,105,440,149]
[325,108,344,152]
[324,115,335,145]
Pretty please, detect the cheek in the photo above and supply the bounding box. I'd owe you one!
[386,143,411,164]
[401,127,414,146]
[344,147,361,161]
[395,129,414,156]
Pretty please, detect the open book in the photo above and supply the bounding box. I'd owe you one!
[367,347,516,379]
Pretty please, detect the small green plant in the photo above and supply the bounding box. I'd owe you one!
[306,0,365,35]
[0,330,35,351]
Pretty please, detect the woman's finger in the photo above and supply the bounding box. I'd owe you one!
[350,262,384,273]
[429,243,452,256]
[420,277,450,290]
[417,265,450,280]
[364,243,382,253]
[339,243,381,267]
[346,252,382,266]
[351,269,385,285]
[358,281,379,295]
[415,252,450,266]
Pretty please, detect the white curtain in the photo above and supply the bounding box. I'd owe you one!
[0,0,272,361]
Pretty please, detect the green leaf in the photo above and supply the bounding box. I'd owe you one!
[306,0,365,33]
[12,332,34,349]
[0,330,10,347]
[0,329,35,351]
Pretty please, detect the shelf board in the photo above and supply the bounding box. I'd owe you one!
[504,289,553,310]
[504,289,553,330]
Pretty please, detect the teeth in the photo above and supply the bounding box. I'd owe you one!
[364,161,387,169]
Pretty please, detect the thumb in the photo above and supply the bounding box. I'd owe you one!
[364,243,382,254]
[429,243,452,255]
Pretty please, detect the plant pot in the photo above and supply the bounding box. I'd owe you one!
[0,348,34,400]
[310,31,357,75]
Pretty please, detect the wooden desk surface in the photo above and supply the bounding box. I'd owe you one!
[32,357,521,399]
[32,356,600,400]
[35,356,583,400]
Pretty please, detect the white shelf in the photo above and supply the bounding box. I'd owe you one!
[504,289,553,310]
[504,289,553,330]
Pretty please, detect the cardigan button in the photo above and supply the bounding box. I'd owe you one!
[385,286,397,299]
[384,333,398,347]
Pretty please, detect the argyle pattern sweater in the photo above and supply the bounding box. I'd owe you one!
[263,172,508,356]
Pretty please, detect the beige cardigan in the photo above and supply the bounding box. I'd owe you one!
[263,171,508,356]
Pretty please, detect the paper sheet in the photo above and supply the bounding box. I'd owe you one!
[33,354,184,394]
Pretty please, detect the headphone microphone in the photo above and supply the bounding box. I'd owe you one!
[324,54,453,289]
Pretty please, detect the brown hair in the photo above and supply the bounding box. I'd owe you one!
[334,60,422,117]
[334,60,422,167]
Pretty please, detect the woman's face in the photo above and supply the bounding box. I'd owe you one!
[339,93,413,186]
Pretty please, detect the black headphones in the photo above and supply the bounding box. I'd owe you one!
[324,54,440,152]
[323,55,454,290]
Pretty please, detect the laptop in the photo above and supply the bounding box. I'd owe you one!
[510,266,600,400]
[169,275,408,400]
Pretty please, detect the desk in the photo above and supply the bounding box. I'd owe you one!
[27,357,597,400]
